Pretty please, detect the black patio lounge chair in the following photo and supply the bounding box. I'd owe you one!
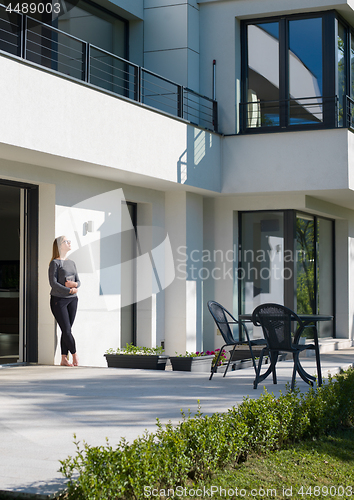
[252,303,321,390]
[207,300,267,380]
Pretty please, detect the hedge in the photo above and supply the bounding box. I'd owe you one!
[59,368,354,499]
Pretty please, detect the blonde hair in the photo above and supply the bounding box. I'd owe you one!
[50,236,65,264]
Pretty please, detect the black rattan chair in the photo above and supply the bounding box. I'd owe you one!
[207,300,267,380]
[252,303,321,390]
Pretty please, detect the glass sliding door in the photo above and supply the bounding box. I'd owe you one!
[296,213,315,315]
[0,185,20,364]
[58,0,127,58]
[240,210,334,338]
[239,211,285,341]
[58,0,128,95]
[120,202,137,347]
[317,218,334,337]
[240,211,285,314]
[296,213,334,337]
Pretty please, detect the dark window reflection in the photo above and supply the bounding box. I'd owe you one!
[351,34,354,98]
[337,21,346,127]
[289,18,323,125]
[245,16,325,129]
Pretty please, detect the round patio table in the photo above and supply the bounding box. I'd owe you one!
[239,313,333,387]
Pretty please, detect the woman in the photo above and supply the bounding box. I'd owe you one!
[48,236,80,366]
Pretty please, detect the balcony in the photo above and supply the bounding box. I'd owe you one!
[0,4,218,133]
[239,96,341,133]
[239,95,354,134]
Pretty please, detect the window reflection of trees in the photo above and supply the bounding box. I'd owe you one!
[296,218,315,316]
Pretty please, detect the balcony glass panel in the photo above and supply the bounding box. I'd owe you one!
[289,18,323,125]
[247,22,280,128]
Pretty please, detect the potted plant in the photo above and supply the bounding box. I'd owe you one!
[104,343,169,370]
[169,349,226,372]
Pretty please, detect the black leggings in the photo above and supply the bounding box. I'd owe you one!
[50,296,78,355]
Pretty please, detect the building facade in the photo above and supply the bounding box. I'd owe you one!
[0,0,353,367]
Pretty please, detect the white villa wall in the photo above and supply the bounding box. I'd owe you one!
[199,3,239,133]
[143,0,200,90]
[222,129,350,195]
[0,55,221,194]
[0,158,172,366]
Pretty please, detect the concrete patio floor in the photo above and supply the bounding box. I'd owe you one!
[0,349,354,498]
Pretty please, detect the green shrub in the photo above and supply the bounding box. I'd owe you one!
[59,368,354,500]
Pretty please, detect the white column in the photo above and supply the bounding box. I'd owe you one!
[37,183,56,364]
[164,191,203,355]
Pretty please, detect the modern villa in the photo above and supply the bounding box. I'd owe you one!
[0,0,353,367]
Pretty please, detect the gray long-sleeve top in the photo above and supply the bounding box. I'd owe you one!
[48,259,81,298]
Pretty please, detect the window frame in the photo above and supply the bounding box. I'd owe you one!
[240,10,337,134]
[238,209,336,337]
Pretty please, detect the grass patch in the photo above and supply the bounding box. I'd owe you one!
[3,430,353,499]
[194,428,354,499]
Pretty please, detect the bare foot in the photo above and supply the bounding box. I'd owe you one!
[72,353,79,366]
[61,355,73,367]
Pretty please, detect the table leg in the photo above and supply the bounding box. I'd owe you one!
[294,323,322,387]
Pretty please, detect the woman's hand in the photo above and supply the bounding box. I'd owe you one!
[69,288,78,294]
[65,280,77,288]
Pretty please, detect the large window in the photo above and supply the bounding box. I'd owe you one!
[10,0,129,88]
[58,0,128,60]
[239,210,334,338]
[241,11,354,132]
[57,0,128,93]
[240,211,285,311]
[245,17,323,129]
[243,15,325,131]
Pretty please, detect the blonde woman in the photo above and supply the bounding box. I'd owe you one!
[48,236,80,366]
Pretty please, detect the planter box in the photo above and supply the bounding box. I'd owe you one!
[170,355,214,372]
[230,345,265,361]
[104,354,169,370]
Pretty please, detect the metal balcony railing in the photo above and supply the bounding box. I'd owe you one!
[345,95,354,130]
[0,4,218,132]
[240,96,338,132]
